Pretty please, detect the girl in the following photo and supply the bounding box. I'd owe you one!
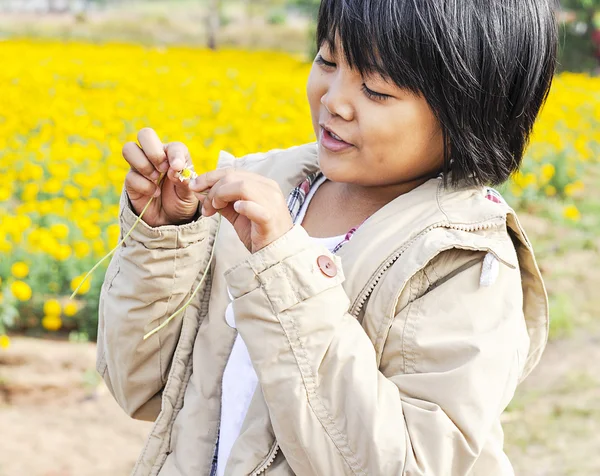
[98,0,556,474]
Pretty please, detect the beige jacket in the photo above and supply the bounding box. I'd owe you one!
[97,143,548,476]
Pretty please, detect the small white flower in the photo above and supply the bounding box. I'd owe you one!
[176,166,198,182]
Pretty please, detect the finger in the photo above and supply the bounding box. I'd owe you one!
[193,191,209,203]
[210,179,260,206]
[166,168,198,203]
[189,168,234,193]
[125,170,161,198]
[204,175,233,209]
[200,197,216,217]
[137,128,169,173]
[233,200,271,226]
[164,142,190,172]
[122,142,160,181]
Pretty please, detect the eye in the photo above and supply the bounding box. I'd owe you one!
[361,84,391,101]
[315,55,336,69]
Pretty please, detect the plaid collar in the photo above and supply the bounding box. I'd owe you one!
[286,172,363,254]
[286,173,506,254]
[286,171,322,222]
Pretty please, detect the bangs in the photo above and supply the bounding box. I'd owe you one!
[316,0,429,95]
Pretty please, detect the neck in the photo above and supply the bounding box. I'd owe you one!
[333,175,433,218]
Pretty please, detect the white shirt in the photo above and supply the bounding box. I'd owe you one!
[216,175,342,475]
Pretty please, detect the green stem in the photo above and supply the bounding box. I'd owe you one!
[70,172,215,339]
[70,175,167,299]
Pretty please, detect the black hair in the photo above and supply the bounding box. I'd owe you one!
[316,0,558,187]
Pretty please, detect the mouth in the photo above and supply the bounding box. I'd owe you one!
[319,124,354,152]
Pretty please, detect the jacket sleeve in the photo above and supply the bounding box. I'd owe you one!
[225,224,529,475]
[96,191,215,421]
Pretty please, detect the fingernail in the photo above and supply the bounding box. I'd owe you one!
[150,170,160,180]
[153,188,161,198]
[172,159,184,170]
[189,179,199,191]
[158,162,169,173]
[201,205,206,216]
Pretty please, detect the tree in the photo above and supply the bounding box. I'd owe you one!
[290,0,320,18]
[559,0,600,71]
[206,0,220,50]
[562,0,599,33]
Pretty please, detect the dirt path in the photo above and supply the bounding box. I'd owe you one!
[0,338,151,476]
[1,329,599,476]
[503,324,600,476]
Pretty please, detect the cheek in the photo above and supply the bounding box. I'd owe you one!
[361,103,444,168]
[306,67,324,136]
[306,68,322,111]
[378,105,438,148]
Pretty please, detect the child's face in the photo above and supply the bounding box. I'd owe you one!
[306,42,445,190]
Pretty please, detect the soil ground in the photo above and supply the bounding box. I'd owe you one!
[1,325,599,476]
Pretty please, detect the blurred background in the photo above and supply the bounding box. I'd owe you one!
[0,1,598,475]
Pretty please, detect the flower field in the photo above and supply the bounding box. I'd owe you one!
[0,40,598,344]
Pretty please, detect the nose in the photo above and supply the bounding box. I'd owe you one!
[320,74,354,121]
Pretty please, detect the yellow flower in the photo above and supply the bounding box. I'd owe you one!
[540,163,555,183]
[63,184,80,200]
[563,205,581,222]
[43,299,62,316]
[0,185,11,201]
[11,261,29,279]
[42,315,62,332]
[83,223,101,240]
[545,185,557,197]
[512,171,538,190]
[16,214,32,231]
[22,183,39,201]
[0,335,10,350]
[88,198,102,211]
[92,239,106,257]
[42,178,62,194]
[73,240,91,259]
[70,275,91,295]
[107,224,120,248]
[564,180,585,198]
[11,280,32,301]
[53,244,72,261]
[50,223,70,240]
[63,302,78,317]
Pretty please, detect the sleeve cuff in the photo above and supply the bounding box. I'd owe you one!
[119,188,208,250]
[224,224,345,313]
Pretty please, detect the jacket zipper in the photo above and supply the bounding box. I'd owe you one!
[250,219,502,475]
[250,442,280,475]
[350,219,502,317]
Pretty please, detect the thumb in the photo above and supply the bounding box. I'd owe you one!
[166,167,198,202]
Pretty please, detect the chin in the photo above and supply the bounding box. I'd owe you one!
[317,151,355,184]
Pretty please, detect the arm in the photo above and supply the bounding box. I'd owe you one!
[96,191,215,421]
[226,225,529,475]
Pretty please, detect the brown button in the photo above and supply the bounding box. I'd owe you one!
[317,255,337,277]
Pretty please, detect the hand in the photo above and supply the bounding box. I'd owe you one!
[123,128,199,227]
[190,169,293,253]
